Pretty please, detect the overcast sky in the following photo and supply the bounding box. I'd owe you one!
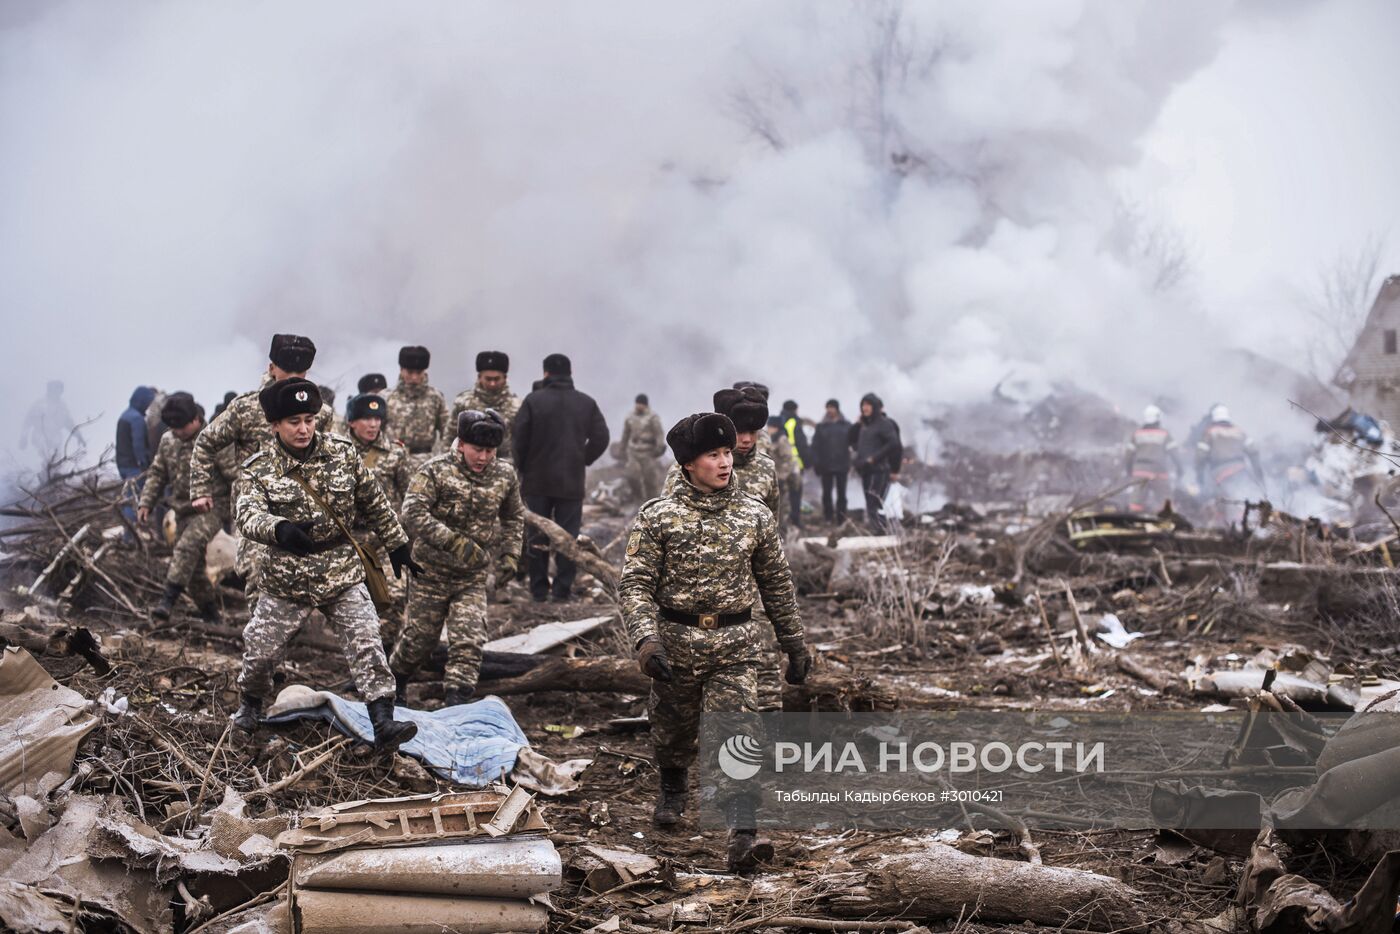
[2,1,1397,472]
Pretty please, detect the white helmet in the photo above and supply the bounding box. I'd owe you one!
[1142,405,1163,425]
[1210,404,1231,424]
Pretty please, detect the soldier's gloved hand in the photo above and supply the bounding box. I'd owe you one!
[274,520,317,557]
[496,553,519,584]
[636,636,673,682]
[389,544,423,579]
[784,645,812,685]
[449,535,487,569]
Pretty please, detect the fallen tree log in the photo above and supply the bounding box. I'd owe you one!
[523,511,617,588]
[827,847,1145,931]
[1116,653,1178,693]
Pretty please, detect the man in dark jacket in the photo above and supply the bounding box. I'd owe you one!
[848,393,902,532]
[513,354,610,601]
[812,399,852,523]
[117,385,157,529]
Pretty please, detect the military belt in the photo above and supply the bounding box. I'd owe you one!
[660,606,752,631]
[274,533,351,556]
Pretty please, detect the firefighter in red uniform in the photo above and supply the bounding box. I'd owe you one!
[1126,405,1181,513]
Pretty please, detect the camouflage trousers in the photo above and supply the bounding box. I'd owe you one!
[391,568,489,695]
[625,449,663,502]
[651,618,762,769]
[353,531,406,647]
[775,478,793,530]
[237,583,395,702]
[231,480,266,598]
[167,511,222,604]
[751,602,784,713]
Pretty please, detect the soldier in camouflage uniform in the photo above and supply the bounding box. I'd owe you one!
[346,393,414,646]
[189,335,334,596]
[766,417,800,530]
[450,352,520,462]
[334,373,388,438]
[231,378,422,751]
[620,394,666,502]
[138,394,235,623]
[663,388,786,713]
[387,346,451,464]
[621,412,811,873]
[391,410,525,705]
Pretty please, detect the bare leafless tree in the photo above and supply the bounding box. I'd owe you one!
[1107,199,1194,295]
[1297,233,1387,387]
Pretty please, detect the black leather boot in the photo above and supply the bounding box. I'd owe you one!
[367,696,417,752]
[152,583,183,621]
[231,694,262,733]
[653,767,688,827]
[393,672,409,706]
[442,685,476,707]
[197,598,222,624]
[725,795,774,874]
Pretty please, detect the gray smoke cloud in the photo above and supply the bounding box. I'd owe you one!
[1,0,1396,475]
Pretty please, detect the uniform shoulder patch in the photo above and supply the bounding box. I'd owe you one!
[625,528,643,557]
[241,450,266,468]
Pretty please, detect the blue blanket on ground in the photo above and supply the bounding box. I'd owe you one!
[264,686,528,787]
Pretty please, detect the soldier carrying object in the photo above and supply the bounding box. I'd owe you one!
[451,351,521,461]
[620,411,811,873]
[387,345,452,462]
[231,378,422,751]
[138,393,234,624]
[189,334,334,595]
[346,392,414,648]
[391,409,525,706]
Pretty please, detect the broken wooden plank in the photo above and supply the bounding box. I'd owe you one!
[484,616,613,655]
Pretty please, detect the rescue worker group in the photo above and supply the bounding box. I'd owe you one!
[132,334,916,872]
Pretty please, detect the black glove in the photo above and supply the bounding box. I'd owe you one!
[636,636,673,682]
[784,645,812,685]
[274,520,317,557]
[389,544,423,579]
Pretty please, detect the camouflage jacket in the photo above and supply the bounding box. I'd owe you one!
[190,373,333,501]
[620,477,802,650]
[401,453,525,576]
[621,408,665,456]
[768,429,798,481]
[139,431,236,515]
[352,432,413,515]
[387,381,451,454]
[449,384,521,458]
[664,447,779,518]
[237,432,408,605]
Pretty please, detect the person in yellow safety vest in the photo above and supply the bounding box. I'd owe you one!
[778,400,811,530]
[1125,405,1182,514]
[1196,405,1265,521]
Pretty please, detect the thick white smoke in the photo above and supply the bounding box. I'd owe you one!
[0,0,1394,475]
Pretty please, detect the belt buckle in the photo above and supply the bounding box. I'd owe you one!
[698,613,719,630]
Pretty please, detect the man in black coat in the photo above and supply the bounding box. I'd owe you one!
[513,353,610,601]
[811,399,852,523]
[848,393,902,532]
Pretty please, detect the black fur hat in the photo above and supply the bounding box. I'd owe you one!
[348,393,388,423]
[667,413,737,466]
[358,372,388,394]
[543,353,572,376]
[457,409,507,448]
[269,334,316,373]
[259,378,322,422]
[399,345,431,370]
[732,380,770,401]
[713,387,769,433]
[476,351,509,373]
[161,393,200,429]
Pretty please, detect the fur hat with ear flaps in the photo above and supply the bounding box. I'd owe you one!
[712,387,769,433]
[667,413,737,466]
[259,378,322,422]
